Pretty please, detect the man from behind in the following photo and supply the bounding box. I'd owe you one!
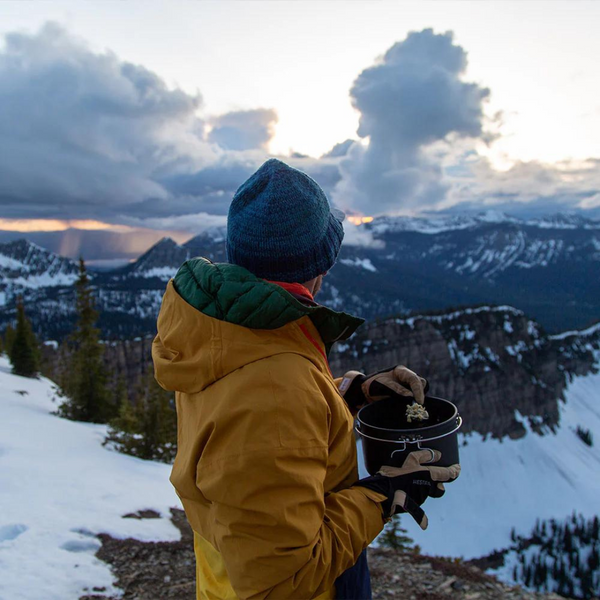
[153,158,459,600]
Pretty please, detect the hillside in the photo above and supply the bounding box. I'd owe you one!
[2,312,599,597]
[0,356,180,600]
[1,211,600,339]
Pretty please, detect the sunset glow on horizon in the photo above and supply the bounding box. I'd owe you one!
[0,219,136,233]
[347,216,375,226]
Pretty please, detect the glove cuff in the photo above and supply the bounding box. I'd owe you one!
[339,370,367,412]
[353,475,394,520]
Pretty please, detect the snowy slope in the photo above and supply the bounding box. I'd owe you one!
[358,363,600,560]
[0,356,181,600]
[0,240,79,293]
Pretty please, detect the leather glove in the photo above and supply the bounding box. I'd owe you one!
[339,365,429,412]
[354,450,460,530]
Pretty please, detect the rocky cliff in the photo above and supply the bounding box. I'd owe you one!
[42,305,600,440]
[330,306,600,438]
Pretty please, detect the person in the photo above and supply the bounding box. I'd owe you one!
[152,158,460,600]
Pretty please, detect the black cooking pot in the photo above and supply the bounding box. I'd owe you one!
[356,396,462,475]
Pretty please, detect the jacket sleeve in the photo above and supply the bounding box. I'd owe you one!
[196,362,386,600]
[333,375,360,416]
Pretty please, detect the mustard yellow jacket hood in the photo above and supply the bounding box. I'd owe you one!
[153,257,363,394]
[152,258,386,600]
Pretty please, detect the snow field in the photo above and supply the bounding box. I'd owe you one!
[0,356,181,600]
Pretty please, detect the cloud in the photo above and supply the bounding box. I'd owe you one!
[1,21,599,246]
[321,139,356,158]
[0,23,265,221]
[208,108,278,151]
[332,29,490,215]
[121,211,227,234]
[440,155,600,218]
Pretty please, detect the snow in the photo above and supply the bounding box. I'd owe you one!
[0,255,22,269]
[132,266,178,281]
[550,320,600,341]
[0,356,181,600]
[357,365,600,560]
[396,305,524,329]
[0,241,80,290]
[3,272,78,289]
[339,257,377,272]
[367,211,600,236]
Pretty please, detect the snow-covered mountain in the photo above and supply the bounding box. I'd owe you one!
[0,356,180,600]
[369,210,600,235]
[1,212,599,339]
[322,212,600,333]
[0,239,79,305]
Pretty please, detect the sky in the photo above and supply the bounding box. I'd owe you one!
[1,0,600,259]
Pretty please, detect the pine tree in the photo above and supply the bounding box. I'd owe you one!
[379,516,414,551]
[58,258,114,423]
[3,323,16,356]
[564,525,573,553]
[105,367,177,462]
[9,299,40,377]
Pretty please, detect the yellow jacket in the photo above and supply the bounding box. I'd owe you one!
[153,259,386,599]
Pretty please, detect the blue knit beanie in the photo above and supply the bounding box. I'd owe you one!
[226,158,344,283]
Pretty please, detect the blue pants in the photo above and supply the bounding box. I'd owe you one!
[334,550,372,600]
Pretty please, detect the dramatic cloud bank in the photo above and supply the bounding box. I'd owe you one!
[0,24,211,217]
[332,29,490,215]
[1,21,599,249]
[0,23,274,225]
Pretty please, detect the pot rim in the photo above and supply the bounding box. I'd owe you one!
[355,416,463,445]
[356,395,459,435]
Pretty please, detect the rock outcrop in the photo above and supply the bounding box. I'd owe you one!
[330,306,600,438]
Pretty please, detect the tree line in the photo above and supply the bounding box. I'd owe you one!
[2,259,176,463]
[509,513,600,599]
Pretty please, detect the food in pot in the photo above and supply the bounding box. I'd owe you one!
[406,401,429,423]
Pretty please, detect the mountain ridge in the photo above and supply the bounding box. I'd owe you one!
[1,210,599,337]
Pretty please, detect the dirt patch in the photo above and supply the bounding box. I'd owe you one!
[81,509,566,600]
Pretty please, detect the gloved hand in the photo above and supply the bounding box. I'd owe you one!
[354,450,460,530]
[339,365,428,412]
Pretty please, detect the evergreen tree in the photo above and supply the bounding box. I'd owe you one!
[379,515,414,551]
[58,258,114,423]
[4,323,16,356]
[105,367,177,462]
[564,526,573,553]
[9,299,40,377]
